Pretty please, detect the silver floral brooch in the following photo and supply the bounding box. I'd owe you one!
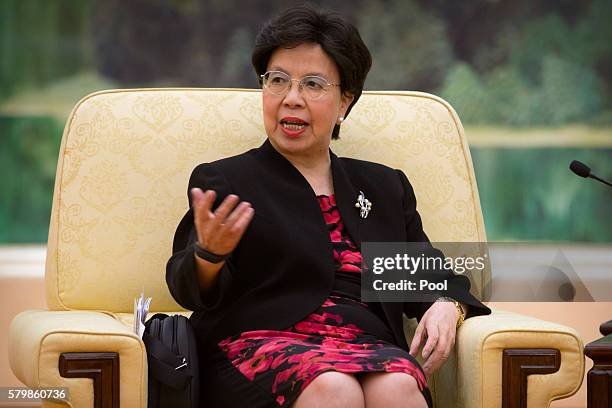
[355,190,372,219]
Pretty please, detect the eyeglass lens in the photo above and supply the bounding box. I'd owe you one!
[263,72,330,100]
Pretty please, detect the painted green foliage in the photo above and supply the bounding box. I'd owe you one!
[0,0,611,243]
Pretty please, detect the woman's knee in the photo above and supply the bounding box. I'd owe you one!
[360,372,426,408]
[293,371,364,408]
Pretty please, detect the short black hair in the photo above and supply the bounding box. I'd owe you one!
[252,4,372,139]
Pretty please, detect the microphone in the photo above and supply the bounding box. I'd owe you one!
[570,160,612,188]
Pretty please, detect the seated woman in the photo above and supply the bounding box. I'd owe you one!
[167,5,490,408]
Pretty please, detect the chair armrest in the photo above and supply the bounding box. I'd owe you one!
[8,309,147,408]
[454,309,584,408]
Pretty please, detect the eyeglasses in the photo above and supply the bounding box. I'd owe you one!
[260,71,340,100]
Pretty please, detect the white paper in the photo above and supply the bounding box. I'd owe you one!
[133,291,151,338]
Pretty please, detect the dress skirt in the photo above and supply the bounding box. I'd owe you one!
[200,295,433,407]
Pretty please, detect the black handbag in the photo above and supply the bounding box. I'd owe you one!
[143,313,199,408]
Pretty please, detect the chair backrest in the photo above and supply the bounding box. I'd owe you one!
[45,89,488,312]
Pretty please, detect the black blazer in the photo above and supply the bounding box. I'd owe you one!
[166,139,491,353]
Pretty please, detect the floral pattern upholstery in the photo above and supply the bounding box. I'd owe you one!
[45,89,487,313]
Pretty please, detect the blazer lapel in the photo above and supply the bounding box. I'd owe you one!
[331,153,407,347]
[256,140,369,250]
[330,152,364,248]
[254,139,335,270]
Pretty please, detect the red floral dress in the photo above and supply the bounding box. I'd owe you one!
[217,195,432,407]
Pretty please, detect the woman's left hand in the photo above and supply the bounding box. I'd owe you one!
[409,301,460,376]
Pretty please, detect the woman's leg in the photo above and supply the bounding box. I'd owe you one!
[292,371,365,408]
[359,372,427,408]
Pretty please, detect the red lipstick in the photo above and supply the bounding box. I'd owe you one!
[280,117,309,138]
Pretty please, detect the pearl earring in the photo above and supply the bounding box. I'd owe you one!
[338,116,345,124]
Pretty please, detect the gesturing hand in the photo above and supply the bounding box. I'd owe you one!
[191,188,254,257]
[409,301,460,376]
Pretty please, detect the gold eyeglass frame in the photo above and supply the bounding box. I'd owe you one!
[260,70,340,100]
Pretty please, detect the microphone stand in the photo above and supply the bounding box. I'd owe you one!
[590,174,612,188]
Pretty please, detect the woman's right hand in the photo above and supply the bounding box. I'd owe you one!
[191,188,255,257]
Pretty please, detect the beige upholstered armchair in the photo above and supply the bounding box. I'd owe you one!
[8,89,583,407]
